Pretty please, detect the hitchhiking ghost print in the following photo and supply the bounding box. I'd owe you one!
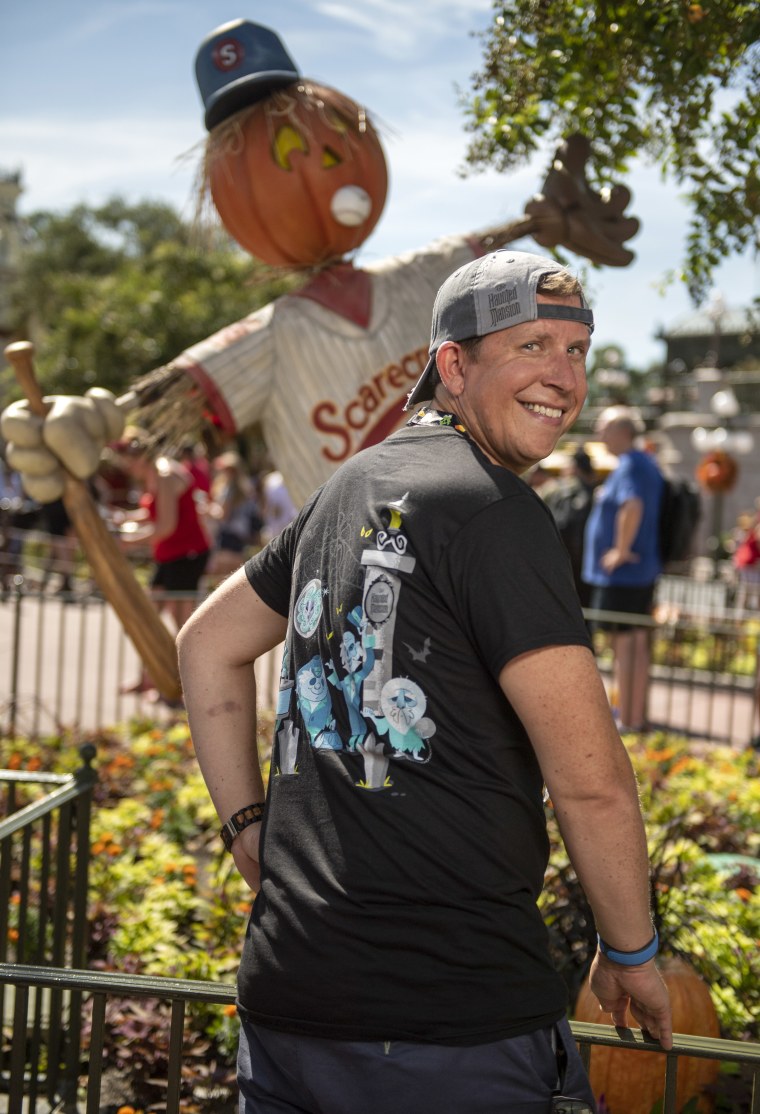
[365,677,435,762]
[327,606,376,749]
[295,656,343,750]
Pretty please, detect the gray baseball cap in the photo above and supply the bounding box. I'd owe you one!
[404,249,594,411]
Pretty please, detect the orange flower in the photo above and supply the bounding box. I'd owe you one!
[27,756,42,771]
[7,753,22,770]
[10,892,21,905]
[117,1106,136,1114]
[223,1004,237,1018]
[736,888,752,903]
[106,843,123,856]
[8,928,19,942]
[652,747,675,763]
[668,757,693,776]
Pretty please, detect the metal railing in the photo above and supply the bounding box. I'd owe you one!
[0,963,758,1114]
[587,605,759,745]
[0,747,96,1112]
[0,582,281,739]
[1,590,758,1111]
[1,574,758,744]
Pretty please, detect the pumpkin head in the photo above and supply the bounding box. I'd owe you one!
[696,450,738,494]
[204,82,389,267]
[574,955,720,1113]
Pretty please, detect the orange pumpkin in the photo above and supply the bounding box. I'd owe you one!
[573,956,720,1114]
[205,81,388,267]
[695,450,738,494]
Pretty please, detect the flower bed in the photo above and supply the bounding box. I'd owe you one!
[3,720,758,1112]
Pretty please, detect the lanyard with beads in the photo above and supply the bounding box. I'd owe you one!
[406,406,469,439]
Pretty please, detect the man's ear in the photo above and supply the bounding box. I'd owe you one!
[436,342,467,399]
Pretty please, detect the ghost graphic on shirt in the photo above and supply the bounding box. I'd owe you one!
[365,677,435,762]
[295,656,343,750]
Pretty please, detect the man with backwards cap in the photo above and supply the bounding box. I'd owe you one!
[179,249,672,1113]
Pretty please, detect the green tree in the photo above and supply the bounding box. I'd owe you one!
[4,198,297,400]
[461,1,760,302]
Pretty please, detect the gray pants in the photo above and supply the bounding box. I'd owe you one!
[237,1013,596,1114]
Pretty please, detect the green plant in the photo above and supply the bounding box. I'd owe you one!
[2,717,756,1110]
[541,733,759,1040]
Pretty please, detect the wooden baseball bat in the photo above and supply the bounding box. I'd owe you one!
[4,341,182,703]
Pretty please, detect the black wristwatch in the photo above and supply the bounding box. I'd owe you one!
[220,801,266,852]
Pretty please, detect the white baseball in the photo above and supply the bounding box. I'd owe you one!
[330,185,372,227]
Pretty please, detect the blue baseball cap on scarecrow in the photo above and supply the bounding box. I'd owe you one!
[195,19,300,131]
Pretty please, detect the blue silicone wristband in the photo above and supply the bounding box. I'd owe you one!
[597,928,659,966]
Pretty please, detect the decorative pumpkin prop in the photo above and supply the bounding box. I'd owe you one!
[574,955,720,1114]
[194,20,387,267]
[203,82,388,267]
[695,450,738,494]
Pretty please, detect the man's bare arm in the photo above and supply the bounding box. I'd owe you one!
[177,566,288,889]
[500,643,672,1046]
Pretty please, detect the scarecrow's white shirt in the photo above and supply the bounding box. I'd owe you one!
[173,233,477,506]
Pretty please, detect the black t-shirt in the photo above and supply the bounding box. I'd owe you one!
[240,421,592,1044]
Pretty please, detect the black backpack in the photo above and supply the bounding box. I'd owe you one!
[659,478,702,565]
[543,479,595,570]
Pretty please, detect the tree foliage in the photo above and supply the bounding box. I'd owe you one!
[4,198,298,400]
[461,0,760,302]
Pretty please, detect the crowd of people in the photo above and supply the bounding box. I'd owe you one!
[0,437,296,607]
[3,404,758,732]
[540,411,760,744]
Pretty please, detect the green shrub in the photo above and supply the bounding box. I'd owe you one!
[3,717,757,1110]
[541,731,759,1040]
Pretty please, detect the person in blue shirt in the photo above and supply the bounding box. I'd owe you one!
[582,407,664,732]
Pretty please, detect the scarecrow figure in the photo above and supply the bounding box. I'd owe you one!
[3,19,639,510]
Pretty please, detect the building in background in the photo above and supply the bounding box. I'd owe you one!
[657,301,760,374]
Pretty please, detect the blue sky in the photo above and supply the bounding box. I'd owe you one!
[1,0,757,369]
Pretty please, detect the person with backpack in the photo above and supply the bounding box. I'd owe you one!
[582,407,664,733]
[543,447,598,608]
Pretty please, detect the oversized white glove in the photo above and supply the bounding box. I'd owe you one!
[1,388,125,503]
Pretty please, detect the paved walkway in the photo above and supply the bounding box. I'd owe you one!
[1,589,756,747]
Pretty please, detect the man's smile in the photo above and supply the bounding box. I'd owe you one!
[521,402,564,419]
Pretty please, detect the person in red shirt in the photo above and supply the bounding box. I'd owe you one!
[112,428,211,696]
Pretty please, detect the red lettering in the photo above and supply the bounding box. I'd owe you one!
[359,384,380,414]
[312,348,428,464]
[312,400,352,463]
[346,399,369,430]
[386,363,404,389]
[371,369,388,401]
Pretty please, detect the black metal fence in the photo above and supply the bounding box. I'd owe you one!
[1,962,758,1114]
[3,572,756,745]
[0,577,759,1111]
[588,606,759,745]
[0,582,282,739]
[0,747,96,1111]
